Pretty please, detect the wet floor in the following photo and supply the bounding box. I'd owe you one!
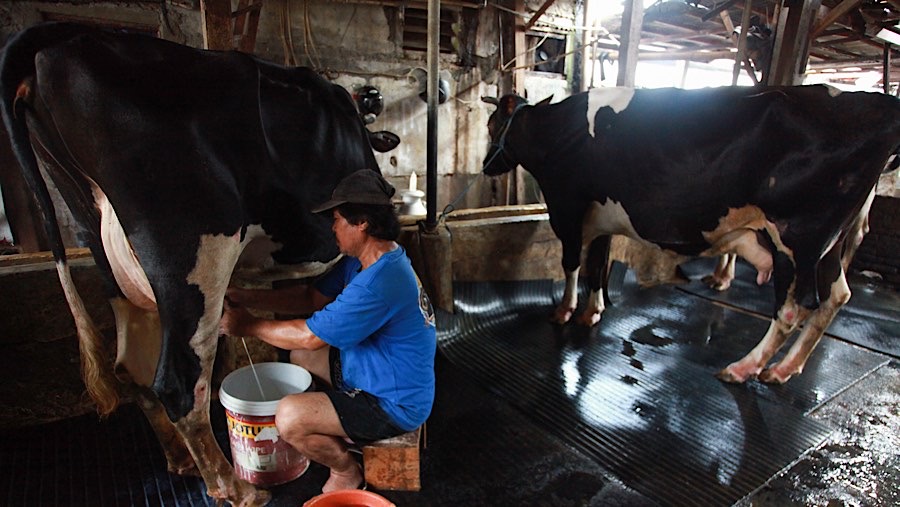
[0,260,897,506]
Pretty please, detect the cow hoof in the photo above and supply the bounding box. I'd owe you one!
[168,461,201,477]
[715,366,754,384]
[702,275,731,292]
[552,306,575,324]
[210,488,270,507]
[576,312,601,327]
[758,368,792,384]
[238,490,271,507]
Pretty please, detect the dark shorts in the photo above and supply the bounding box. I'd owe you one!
[325,347,407,443]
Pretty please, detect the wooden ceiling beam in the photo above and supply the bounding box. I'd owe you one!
[810,0,865,40]
[524,0,559,31]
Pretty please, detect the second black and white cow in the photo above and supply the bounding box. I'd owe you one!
[482,85,899,385]
[1,22,393,506]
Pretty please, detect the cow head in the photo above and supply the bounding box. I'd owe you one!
[482,95,528,176]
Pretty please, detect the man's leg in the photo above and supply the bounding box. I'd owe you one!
[275,392,362,492]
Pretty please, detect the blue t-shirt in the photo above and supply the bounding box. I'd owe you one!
[306,247,436,431]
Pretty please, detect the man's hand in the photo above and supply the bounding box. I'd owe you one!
[220,297,256,337]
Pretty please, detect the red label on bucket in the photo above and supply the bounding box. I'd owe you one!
[225,410,309,486]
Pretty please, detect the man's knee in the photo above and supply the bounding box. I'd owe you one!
[275,395,311,439]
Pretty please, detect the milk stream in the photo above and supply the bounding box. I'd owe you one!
[242,337,268,400]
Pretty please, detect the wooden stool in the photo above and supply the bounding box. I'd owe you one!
[361,425,423,491]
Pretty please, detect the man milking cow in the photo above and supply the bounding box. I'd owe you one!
[221,170,437,492]
[1,21,425,503]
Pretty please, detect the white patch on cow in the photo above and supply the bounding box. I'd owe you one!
[95,188,156,311]
[586,87,635,138]
[581,199,643,244]
[187,232,244,352]
[235,224,279,269]
[177,231,245,413]
[232,224,340,284]
[823,84,842,97]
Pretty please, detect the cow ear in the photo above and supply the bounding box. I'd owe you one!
[536,95,553,106]
[481,96,500,107]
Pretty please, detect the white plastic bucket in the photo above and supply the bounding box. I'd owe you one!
[219,362,313,486]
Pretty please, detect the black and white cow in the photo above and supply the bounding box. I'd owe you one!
[482,85,899,385]
[1,22,392,506]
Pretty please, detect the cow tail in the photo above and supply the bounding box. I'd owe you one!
[1,23,120,415]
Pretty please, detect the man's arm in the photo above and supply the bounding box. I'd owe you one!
[220,299,328,350]
[226,284,334,315]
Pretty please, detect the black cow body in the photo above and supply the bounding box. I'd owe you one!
[1,22,385,506]
[483,85,899,385]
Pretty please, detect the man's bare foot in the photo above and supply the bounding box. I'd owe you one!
[322,463,364,493]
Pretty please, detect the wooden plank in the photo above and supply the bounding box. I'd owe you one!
[0,248,92,268]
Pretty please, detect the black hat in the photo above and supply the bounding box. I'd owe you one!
[312,169,396,213]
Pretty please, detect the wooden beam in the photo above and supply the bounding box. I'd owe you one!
[525,0,559,31]
[200,0,233,50]
[768,0,820,86]
[233,0,263,53]
[701,0,740,22]
[810,0,864,41]
[732,0,752,85]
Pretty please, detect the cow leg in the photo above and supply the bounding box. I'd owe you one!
[125,385,200,476]
[555,266,580,324]
[577,235,611,326]
[760,243,850,384]
[703,253,736,291]
[716,250,807,383]
[109,298,198,475]
[552,217,585,325]
[716,317,796,383]
[840,186,875,272]
[151,233,269,506]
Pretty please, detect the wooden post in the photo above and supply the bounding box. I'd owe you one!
[768,0,820,86]
[514,0,527,94]
[0,124,46,253]
[617,0,644,87]
[884,43,892,94]
[200,0,233,51]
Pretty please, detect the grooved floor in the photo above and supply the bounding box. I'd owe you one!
[1,260,896,506]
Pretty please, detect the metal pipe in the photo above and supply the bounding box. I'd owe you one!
[425,0,440,230]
